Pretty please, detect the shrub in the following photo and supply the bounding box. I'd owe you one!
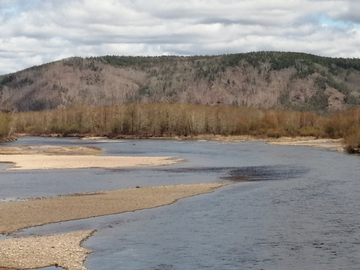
[266,128,284,138]
[0,113,12,139]
[298,126,326,138]
[344,126,360,154]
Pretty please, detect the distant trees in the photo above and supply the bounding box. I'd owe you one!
[6,103,360,153]
[96,52,360,73]
[9,103,323,138]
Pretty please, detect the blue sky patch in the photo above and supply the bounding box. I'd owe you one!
[317,13,359,29]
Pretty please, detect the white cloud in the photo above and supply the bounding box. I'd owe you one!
[0,0,359,74]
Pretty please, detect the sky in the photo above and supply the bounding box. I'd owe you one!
[0,0,360,75]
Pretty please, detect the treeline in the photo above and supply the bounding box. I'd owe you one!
[12,103,322,137]
[221,51,360,72]
[8,103,359,152]
[96,51,360,72]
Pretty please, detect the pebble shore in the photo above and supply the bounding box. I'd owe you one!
[0,230,94,270]
[0,183,226,269]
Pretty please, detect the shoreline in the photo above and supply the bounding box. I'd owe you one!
[12,133,345,148]
[0,183,227,270]
[266,137,343,150]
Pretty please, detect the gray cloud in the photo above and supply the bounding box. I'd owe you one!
[0,0,359,74]
[331,1,360,24]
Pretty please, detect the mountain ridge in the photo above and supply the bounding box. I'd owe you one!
[1,51,359,113]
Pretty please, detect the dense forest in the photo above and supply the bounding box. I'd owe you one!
[6,103,360,153]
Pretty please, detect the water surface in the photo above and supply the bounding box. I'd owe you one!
[1,137,359,269]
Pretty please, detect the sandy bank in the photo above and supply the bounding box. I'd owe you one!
[0,183,227,235]
[0,155,181,170]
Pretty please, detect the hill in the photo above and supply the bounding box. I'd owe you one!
[0,51,360,113]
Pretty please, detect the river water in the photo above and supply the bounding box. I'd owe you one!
[0,137,359,270]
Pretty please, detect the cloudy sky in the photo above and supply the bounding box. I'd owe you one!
[0,0,359,75]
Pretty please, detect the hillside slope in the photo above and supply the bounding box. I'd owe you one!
[0,52,360,113]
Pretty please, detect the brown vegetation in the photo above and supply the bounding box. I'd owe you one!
[9,103,360,153]
[340,108,360,153]
[10,103,319,137]
[0,112,11,142]
[344,126,360,153]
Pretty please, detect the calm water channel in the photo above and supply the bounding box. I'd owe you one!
[0,137,359,270]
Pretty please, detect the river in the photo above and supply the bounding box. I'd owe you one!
[0,137,359,270]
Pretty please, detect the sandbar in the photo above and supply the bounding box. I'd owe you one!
[0,183,226,270]
[0,145,102,156]
[0,155,180,170]
[0,145,182,170]
[0,183,227,235]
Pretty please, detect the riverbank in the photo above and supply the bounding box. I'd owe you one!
[265,137,343,150]
[0,183,227,270]
[46,133,344,151]
[12,132,339,143]
[5,134,345,152]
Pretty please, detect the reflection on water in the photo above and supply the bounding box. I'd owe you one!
[2,137,360,270]
[224,164,310,181]
[159,164,309,182]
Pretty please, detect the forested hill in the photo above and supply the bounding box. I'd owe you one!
[1,51,360,113]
